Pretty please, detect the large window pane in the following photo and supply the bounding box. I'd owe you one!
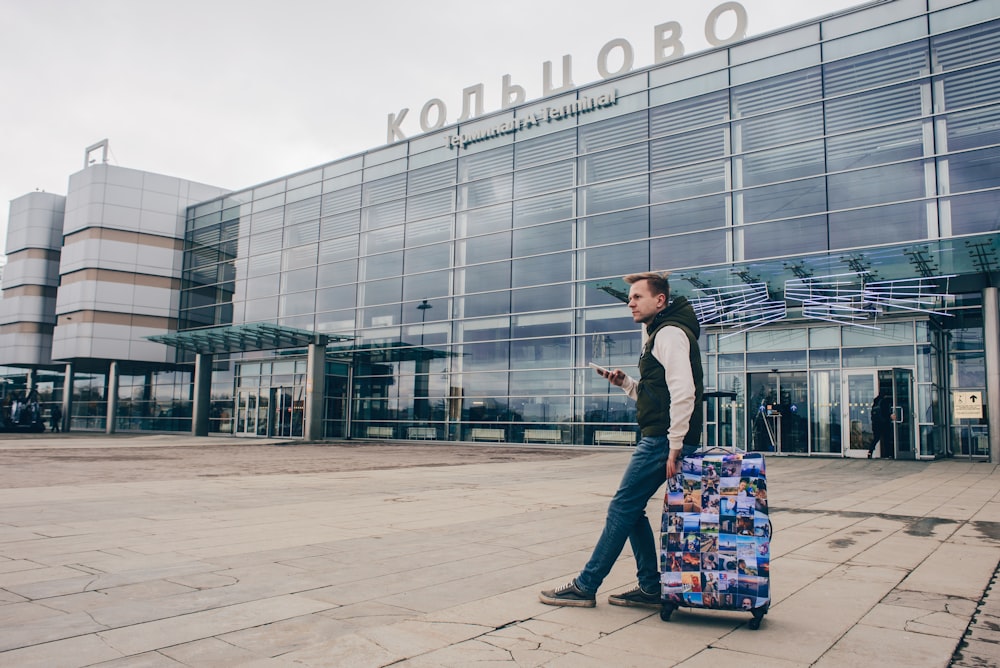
[402,270,450,301]
[511,286,572,313]
[321,185,361,215]
[742,177,827,223]
[742,141,824,187]
[828,161,926,210]
[651,195,727,235]
[361,252,403,281]
[581,208,648,247]
[827,122,923,171]
[361,278,402,306]
[512,253,572,288]
[580,144,648,184]
[362,173,406,206]
[318,236,359,264]
[406,215,452,246]
[248,230,281,256]
[320,210,360,239]
[406,189,455,221]
[460,290,511,318]
[731,67,822,116]
[829,201,926,248]
[650,229,727,268]
[459,145,512,182]
[513,221,573,257]
[459,261,510,293]
[317,259,357,287]
[514,161,576,198]
[513,191,574,226]
[580,175,647,215]
[515,129,576,169]
[944,106,1000,152]
[457,202,511,237]
[950,352,986,387]
[509,369,573,395]
[460,231,511,265]
[650,127,726,171]
[285,220,319,247]
[933,17,1000,68]
[316,284,356,312]
[743,215,828,259]
[823,42,928,96]
[948,146,1000,193]
[458,173,513,210]
[511,312,572,339]
[279,291,315,317]
[650,91,728,136]
[578,110,647,152]
[285,197,321,226]
[362,225,403,255]
[948,192,1000,235]
[842,345,912,367]
[404,244,451,274]
[584,241,648,279]
[281,244,317,271]
[246,274,279,298]
[362,200,405,231]
[651,161,727,202]
[737,103,824,152]
[825,82,924,134]
[280,267,316,293]
[408,160,456,195]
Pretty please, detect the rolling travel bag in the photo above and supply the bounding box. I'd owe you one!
[659,449,770,629]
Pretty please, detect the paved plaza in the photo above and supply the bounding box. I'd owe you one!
[0,434,998,667]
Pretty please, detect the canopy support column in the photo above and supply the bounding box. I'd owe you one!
[192,353,213,437]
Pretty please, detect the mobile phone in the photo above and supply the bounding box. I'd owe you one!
[588,362,609,375]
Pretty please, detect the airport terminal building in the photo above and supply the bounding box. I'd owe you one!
[2,0,998,461]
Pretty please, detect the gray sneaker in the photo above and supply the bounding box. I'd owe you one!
[539,580,596,607]
[608,585,660,608]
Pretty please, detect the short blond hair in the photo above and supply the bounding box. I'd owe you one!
[624,271,671,301]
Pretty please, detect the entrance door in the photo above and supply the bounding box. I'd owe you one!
[746,371,808,453]
[236,391,254,435]
[892,367,915,459]
[272,386,304,438]
[236,389,270,436]
[844,371,877,458]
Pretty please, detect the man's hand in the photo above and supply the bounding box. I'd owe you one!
[667,449,681,478]
[596,367,626,387]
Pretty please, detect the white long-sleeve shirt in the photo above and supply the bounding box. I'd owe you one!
[618,325,697,451]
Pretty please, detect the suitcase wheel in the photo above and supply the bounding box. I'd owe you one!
[748,606,767,630]
[659,604,675,622]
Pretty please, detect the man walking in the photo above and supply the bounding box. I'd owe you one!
[540,271,703,608]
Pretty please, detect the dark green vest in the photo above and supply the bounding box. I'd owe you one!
[636,309,704,444]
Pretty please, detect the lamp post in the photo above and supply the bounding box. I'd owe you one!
[415,300,433,423]
[417,299,432,346]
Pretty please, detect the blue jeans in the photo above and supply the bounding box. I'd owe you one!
[576,436,698,595]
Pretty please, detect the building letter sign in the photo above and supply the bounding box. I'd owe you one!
[385,2,748,145]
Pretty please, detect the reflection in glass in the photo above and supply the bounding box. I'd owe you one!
[810,370,841,454]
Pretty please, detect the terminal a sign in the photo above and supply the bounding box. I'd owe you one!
[446,91,619,150]
[386,2,749,145]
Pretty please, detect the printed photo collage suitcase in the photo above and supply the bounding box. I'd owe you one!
[659,450,771,629]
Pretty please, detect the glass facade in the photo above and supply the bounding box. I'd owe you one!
[171,0,998,457]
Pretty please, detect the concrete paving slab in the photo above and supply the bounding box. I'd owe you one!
[812,623,960,668]
[1,434,998,666]
[0,634,124,667]
[675,647,809,667]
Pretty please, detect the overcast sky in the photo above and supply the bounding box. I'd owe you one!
[1,0,870,253]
